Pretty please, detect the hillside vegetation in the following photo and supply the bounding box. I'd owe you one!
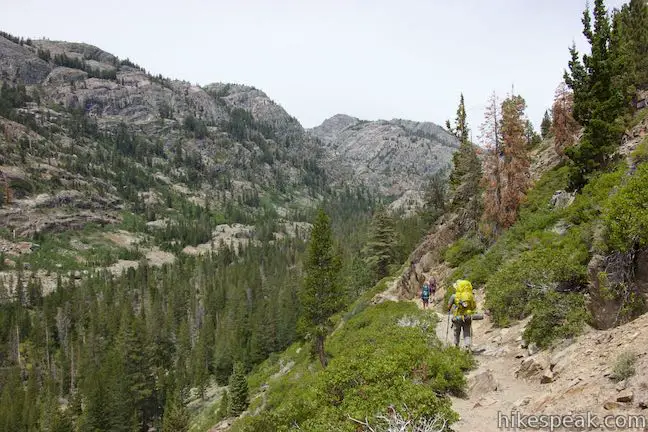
[0,30,440,432]
[1,0,648,431]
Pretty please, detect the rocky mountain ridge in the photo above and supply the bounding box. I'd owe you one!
[1,34,457,205]
[310,113,459,197]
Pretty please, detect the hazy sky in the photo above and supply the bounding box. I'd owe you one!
[1,0,627,138]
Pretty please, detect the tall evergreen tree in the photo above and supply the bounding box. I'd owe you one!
[162,392,189,432]
[500,95,531,228]
[447,94,483,225]
[299,208,343,368]
[540,110,553,138]
[551,82,581,158]
[422,169,448,225]
[480,92,503,236]
[610,0,648,106]
[564,0,626,189]
[363,207,397,281]
[227,362,249,417]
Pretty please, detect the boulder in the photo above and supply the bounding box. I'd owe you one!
[617,391,634,403]
[550,190,575,209]
[604,401,621,410]
[528,342,540,356]
[516,356,547,380]
[469,369,499,395]
[540,370,554,384]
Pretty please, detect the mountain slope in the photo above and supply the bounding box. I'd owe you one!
[310,114,459,196]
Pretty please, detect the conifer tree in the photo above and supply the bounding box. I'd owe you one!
[540,110,552,138]
[218,389,229,419]
[480,92,503,235]
[564,0,625,189]
[363,206,397,281]
[481,92,530,233]
[162,392,189,432]
[551,82,581,158]
[299,208,343,368]
[610,0,648,104]
[422,169,448,224]
[500,94,531,228]
[227,362,249,417]
[447,94,483,224]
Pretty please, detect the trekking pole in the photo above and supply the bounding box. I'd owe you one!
[445,313,450,344]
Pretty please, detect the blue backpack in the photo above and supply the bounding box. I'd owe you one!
[422,283,430,299]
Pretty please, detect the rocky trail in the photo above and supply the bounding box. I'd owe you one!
[407,289,543,432]
[395,285,648,432]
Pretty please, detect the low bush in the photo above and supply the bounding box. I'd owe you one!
[232,301,473,431]
[485,229,589,327]
[523,291,589,348]
[604,163,648,252]
[610,351,637,382]
[630,136,648,164]
[443,236,485,268]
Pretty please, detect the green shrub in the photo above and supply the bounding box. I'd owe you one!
[443,236,485,268]
[631,136,648,164]
[610,351,637,382]
[117,247,144,261]
[119,212,147,233]
[605,163,648,251]
[485,230,589,326]
[232,302,473,431]
[523,291,589,348]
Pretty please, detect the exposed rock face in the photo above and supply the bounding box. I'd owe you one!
[0,34,444,198]
[204,83,304,141]
[0,37,51,84]
[310,114,459,196]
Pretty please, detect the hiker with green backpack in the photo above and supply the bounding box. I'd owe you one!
[447,279,477,350]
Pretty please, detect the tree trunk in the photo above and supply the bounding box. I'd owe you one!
[45,326,51,376]
[316,334,328,368]
[70,343,75,392]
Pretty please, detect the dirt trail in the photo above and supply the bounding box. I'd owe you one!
[406,289,547,432]
[393,283,648,432]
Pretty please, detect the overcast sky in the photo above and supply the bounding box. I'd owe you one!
[1,0,627,137]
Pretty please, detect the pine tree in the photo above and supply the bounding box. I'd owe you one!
[564,0,626,189]
[299,208,343,368]
[422,169,448,224]
[480,92,503,235]
[447,94,483,224]
[540,110,552,138]
[162,393,189,432]
[449,94,470,189]
[481,92,530,233]
[363,207,397,281]
[609,0,648,116]
[500,94,531,228]
[227,362,249,417]
[218,390,229,420]
[551,81,581,158]
[524,120,541,147]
